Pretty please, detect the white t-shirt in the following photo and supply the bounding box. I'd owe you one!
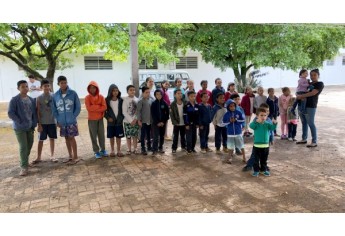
[177,103,184,126]
[28,80,42,98]
[110,100,119,117]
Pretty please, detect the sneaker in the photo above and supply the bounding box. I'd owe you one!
[292,138,297,141]
[152,151,158,156]
[216,149,222,154]
[252,171,259,177]
[182,147,187,152]
[296,140,307,144]
[223,147,229,153]
[242,166,252,172]
[206,148,213,152]
[94,152,102,159]
[306,143,317,148]
[100,150,109,157]
[141,151,148,156]
[192,149,197,153]
[262,171,271,177]
[281,135,286,140]
[158,149,165,154]
[186,151,192,155]
[274,133,280,137]
[19,168,28,176]
[172,149,176,154]
[288,138,293,141]
[200,149,206,154]
[235,150,242,155]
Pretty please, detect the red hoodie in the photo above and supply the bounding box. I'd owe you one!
[85,81,107,120]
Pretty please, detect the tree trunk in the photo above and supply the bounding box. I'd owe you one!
[129,23,140,97]
[46,61,56,92]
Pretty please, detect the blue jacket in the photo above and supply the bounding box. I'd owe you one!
[266,96,279,118]
[183,102,200,125]
[222,99,244,135]
[8,94,37,130]
[198,103,212,125]
[236,106,245,128]
[211,86,225,106]
[52,86,81,126]
[151,99,169,125]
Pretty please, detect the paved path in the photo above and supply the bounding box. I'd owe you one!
[0,87,344,213]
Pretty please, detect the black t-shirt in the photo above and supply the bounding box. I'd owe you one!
[306,81,324,108]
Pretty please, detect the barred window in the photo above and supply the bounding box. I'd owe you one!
[84,56,112,70]
[139,59,158,69]
[326,60,334,66]
[176,57,198,69]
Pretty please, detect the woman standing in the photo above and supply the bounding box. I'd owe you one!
[296,69,324,147]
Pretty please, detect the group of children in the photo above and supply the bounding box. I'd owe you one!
[8,70,312,177]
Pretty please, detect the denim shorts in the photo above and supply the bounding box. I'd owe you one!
[227,135,244,150]
[38,124,57,141]
[60,124,79,137]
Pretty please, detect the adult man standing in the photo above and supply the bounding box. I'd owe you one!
[27,75,42,99]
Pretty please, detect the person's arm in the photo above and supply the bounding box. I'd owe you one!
[122,98,133,123]
[73,93,81,117]
[249,120,258,130]
[297,89,320,100]
[136,100,143,122]
[7,98,21,124]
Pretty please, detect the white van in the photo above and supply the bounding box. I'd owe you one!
[139,70,190,102]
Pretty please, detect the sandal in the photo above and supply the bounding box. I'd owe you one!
[126,150,131,155]
[67,159,80,165]
[117,152,124,157]
[50,157,59,163]
[30,160,42,165]
[109,152,116,157]
[62,158,72,163]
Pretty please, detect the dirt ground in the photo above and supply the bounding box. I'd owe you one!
[0,85,344,213]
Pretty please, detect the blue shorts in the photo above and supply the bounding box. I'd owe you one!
[227,135,244,150]
[38,124,57,141]
[60,124,79,137]
[107,125,125,138]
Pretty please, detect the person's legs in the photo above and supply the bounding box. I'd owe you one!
[252,147,260,173]
[116,138,122,154]
[305,108,317,144]
[192,125,197,151]
[65,137,72,158]
[70,137,78,160]
[49,139,55,158]
[214,126,221,150]
[88,120,100,153]
[15,129,29,169]
[287,123,292,139]
[199,126,206,149]
[180,126,186,149]
[221,127,227,149]
[140,124,147,152]
[172,125,179,150]
[299,112,308,141]
[98,119,106,151]
[280,114,287,136]
[185,126,192,152]
[110,137,115,154]
[205,124,210,149]
[146,124,152,151]
[292,124,297,139]
[152,125,159,152]
[37,141,44,161]
[158,125,165,151]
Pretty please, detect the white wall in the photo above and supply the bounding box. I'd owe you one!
[1,50,345,101]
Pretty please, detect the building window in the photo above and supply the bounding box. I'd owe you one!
[326,60,334,66]
[84,56,112,70]
[139,59,158,69]
[176,57,198,69]
[342,56,345,65]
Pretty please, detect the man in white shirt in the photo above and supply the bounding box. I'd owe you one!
[28,75,42,98]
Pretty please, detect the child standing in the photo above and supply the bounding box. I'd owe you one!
[290,69,311,116]
[222,99,245,164]
[85,81,108,159]
[254,86,267,110]
[287,97,298,141]
[122,85,139,155]
[198,92,213,154]
[240,87,255,137]
[105,84,125,157]
[278,87,292,140]
[174,78,185,101]
[266,88,279,136]
[137,86,153,155]
[8,80,37,176]
[211,78,225,106]
[184,80,195,102]
[212,92,228,154]
[224,82,238,102]
[32,79,58,164]
[184,91,200,155]
[249,107,277,177]
[196,80,213,106]
[151,89,170,155]
[170,89,187,153]
[52,75,81,165]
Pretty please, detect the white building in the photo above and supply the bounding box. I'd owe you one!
[1,49,345,101]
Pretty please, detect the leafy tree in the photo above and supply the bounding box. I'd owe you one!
[170,23,345,92]
[0,23,176,91]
